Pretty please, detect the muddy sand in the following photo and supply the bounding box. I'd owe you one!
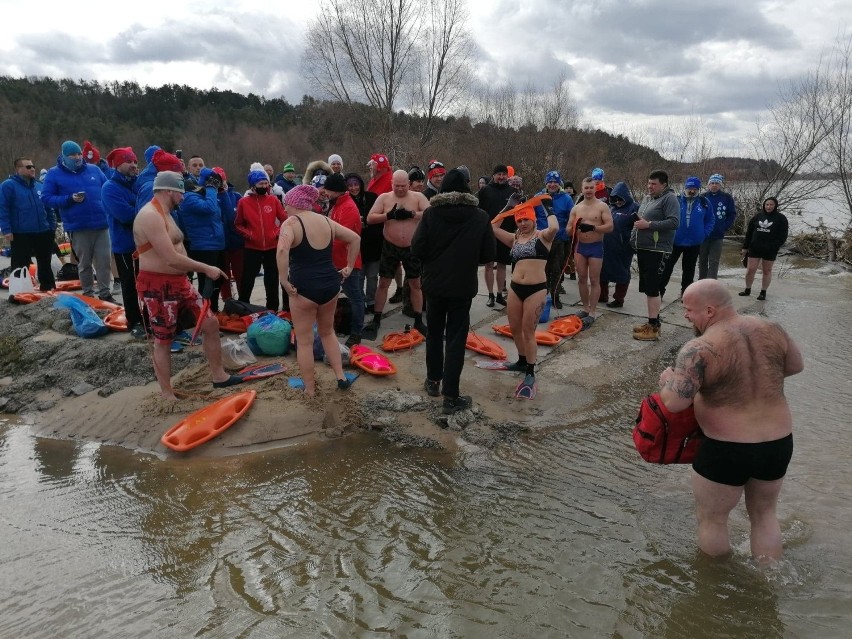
[0,272,705,458]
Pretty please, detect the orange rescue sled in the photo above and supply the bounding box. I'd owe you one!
[548,315,583,338]
[492,323,562,346]
[466,331,507,359]
[57,292,123,311]
[161,390,257,452]
[104,309,128,332]
[8,291,54,304]
[350,344,397,376]
[381,328,425,352]
[54,280,83,291]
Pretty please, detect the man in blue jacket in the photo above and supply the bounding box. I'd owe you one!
[659,176,715,301]
[535,171,573,308]
[42,140,113,301]
[699,174,738,279]
[102,147,144,336]
[180,167,226,311]
[0,157,57,291]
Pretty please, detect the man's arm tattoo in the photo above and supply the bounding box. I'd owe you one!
[666,342,713,399]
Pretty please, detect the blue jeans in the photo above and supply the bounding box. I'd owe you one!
[341,268,365,336]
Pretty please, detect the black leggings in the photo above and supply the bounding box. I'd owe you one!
[510,280,547,301]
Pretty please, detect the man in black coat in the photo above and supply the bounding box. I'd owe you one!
[412,169,496,415]
[477,164,518,307]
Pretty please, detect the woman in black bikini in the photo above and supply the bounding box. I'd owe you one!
[491,200,558,394]
[277,185,361,397]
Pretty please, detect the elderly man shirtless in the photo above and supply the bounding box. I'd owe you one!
[658,280,804,562]
[133,171,241,399]
[568,177,613,327]
[364,169,430,337]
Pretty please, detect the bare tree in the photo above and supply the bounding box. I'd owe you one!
[408,0,473,144]
[304,0,421,116]
[820,34,852,231]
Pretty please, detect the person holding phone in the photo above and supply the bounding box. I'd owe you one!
[41,140,114,301]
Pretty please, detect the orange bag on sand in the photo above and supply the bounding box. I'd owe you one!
[633,393,703,464]
[381,328,424,352]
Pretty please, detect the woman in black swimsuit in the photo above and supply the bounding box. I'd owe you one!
[491,201,558,392]
[277,185,361,397]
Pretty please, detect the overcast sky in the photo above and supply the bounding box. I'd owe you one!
[1,0,849,157]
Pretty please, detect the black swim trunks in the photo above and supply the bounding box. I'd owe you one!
[693,434,793,486]
[378,239,421,279]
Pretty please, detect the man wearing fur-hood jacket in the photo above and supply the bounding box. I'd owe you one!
[411,169,495,414]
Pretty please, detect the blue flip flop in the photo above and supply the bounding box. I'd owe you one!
[287,377,305,390]
[170,341,184,353]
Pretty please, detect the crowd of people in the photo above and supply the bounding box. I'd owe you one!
[0,141,805,563]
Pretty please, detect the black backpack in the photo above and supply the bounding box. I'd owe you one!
[223,299,269,317]
[334,296,352,334]
[56,263,79,281]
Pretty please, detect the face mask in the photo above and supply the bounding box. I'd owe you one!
[255,187,268,196]
[63,156,83,171]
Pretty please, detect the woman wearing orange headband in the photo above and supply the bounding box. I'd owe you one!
[491,197,558,398]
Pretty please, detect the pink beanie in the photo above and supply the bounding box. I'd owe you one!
[284,184,319,210]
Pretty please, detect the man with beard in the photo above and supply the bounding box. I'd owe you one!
[658,279,803,562]
[478,164,519,307]
[323,173,365,346]
[365,170,430,337]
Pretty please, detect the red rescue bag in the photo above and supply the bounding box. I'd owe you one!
[633,392,703,464]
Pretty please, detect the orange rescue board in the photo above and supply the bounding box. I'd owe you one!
[492,323,562,346]
[548,315,583,338]
[104,309,128,331]
[161,390,257,452]
[57,292,123,311]
[466,332,507,359]
[381,328,425,352]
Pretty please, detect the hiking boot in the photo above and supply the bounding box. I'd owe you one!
[606,299,624,308]
[553,297,563,309]
[633,322,649,333]
[486,293,495,308]
[756,290,767,300]
[424,379,440,397]
[99,293,118,304]
[738,288,751,297]
[344,334,361,348]
[388,289,403,304]
[362,321,379,341]
[495,293,507,306]
[442,395,472,415]
[633,323,660,341]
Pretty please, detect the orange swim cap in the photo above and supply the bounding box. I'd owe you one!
[513,205,536,223]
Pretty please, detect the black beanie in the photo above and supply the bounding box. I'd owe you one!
[324,172,347,193]
[439,168,469,194]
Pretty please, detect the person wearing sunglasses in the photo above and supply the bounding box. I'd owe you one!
[0,158,57,291]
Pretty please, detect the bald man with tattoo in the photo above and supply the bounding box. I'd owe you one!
[658,280,804,563]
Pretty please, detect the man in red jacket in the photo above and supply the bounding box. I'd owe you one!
[235,170,287,310]
[323,173,364,346]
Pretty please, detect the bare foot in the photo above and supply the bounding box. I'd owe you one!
[160,391,179,401]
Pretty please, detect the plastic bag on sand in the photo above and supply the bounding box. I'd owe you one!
[221,337,257,370]
[312,328,350,365]
[54,295,109,338]
[246,313,291,356]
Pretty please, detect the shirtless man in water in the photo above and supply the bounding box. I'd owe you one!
[658,280,804,562]
[365,169,430,336]
[133,171,240,399]
[567,177,613,325]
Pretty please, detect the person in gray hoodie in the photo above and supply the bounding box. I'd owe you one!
[629,169,679,341]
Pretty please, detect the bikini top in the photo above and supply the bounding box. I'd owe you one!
[511,234,549,263]
[133,199,182,258]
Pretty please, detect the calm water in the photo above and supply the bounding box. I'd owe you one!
[1,256,850,638]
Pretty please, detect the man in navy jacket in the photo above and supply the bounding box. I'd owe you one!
[699,174,738,279]
[0,157,57,291]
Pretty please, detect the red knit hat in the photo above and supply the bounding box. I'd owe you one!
[106,147,137,168]
[212,166,227,183]
[427,160,445,181]
[152,149,183,172]
[82,140,100,164]
[369,153,389,170]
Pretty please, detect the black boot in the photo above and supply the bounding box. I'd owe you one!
[738,288,751,297]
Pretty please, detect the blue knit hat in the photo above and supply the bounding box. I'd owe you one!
[247,170,268,186]
[545,170,563,185]
[708,174,724,184]
[685,176,701,189]
[591,167,604,181]
[144,145,161,163]
[61,140,82,156]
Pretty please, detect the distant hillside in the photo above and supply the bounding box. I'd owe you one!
[2,75,715,192]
